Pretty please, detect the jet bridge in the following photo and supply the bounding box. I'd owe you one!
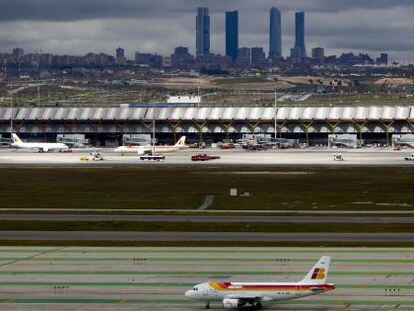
[328,134,361,149]
[392,134,414,148]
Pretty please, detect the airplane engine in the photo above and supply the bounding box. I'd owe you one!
[223,298,241,309]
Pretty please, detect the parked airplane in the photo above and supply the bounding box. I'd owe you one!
[185,256,334,310]
[11,133,69,153]
[114,136,189,155]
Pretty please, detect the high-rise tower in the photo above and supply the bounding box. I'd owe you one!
[269,8,282,59]
[294,12,306,59]
[196,7,210,56]
[226,11,239,60]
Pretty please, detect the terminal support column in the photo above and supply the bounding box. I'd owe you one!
[220,121,233,143]
[64,120,76,133]
[277,121,287,137]
[142,121,153,134]
[116,121,129,133]
[194,121,207,142]
[327,121,340,133]
[379,120,394,146]
[300,120,314,147]
[352,120,367,142]
[248,120,261,134]
[169,121,181,144]
[38,120,49,133]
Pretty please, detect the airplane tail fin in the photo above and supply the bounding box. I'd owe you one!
[174,136,186,147]
[12,133,21,144]
[300,256,331,285]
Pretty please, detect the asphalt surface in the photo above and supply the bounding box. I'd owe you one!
[0,247,412,310]
[0,147,413,166]
[1,231,413,242]
[1,214,414,223]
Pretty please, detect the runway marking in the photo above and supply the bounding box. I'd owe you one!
[0,282,413,290]
[0,257,413,264]
[198,195,214,210]
[0,270,412,276]
[0,298,413,305]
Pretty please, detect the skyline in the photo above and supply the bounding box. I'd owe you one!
[1,1,413,62]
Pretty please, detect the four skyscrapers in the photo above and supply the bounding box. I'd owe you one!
[197,7,308,62]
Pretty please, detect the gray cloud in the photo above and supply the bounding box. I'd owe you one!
[0,0,413,62]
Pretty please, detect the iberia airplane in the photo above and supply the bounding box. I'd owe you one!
[11,133,68,153]
[114,136,189,155]
[185,256,334,310]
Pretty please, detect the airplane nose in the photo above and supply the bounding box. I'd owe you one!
[185,290,191,298]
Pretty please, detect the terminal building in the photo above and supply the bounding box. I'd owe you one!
[0,106,413,146]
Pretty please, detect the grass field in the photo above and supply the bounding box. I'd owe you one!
[0,166,413,211]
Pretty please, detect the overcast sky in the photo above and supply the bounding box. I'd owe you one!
[1,0,414,62]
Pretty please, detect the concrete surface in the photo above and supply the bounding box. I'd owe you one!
[0,247,412,310]
[0,147,413,166]
[1,231,414,242]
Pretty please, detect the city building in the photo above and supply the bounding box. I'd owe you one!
[225,11,239,61]
[116,47,126,65]
[269,7,282,60]
[237,47,251,66]
[251,47,266,67]
[196,7,210,56]
[294,12,306,59]
[135,52,163,68]
[312,47,325,65]
[12,48,24,61]
[171,46,194,68]
[290,47,303,65]
[377,53,389,65]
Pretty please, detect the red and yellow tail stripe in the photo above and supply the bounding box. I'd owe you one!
[209,282,334,292]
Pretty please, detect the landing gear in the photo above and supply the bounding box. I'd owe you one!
[205,302,210,309]
[249,302,262,310]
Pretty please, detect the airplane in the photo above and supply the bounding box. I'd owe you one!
[114,136,189,155]
[11,133,69,153]
[185,256,334,310]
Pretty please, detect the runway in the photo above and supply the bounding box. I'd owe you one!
[0,147,413,166]
[1,231,414,242]
[0,247,412,310]
[1,214,414,223]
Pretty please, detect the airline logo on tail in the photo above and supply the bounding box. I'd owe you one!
[311,268,326,280]
[175,136,186,147]
[12,133,22,144]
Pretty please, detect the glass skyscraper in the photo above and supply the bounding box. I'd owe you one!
[196,7,210,56]
[226,11,239,60]
[269,7,282,59]
[294,12,306,59]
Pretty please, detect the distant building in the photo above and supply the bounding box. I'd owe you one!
[377,53,388,65]
[251,47,266,67]
[225,11,239,61]
[196,7,210,56]
[312,47,325,65]
[294,12,306,59]
[238,47,251,66]
[269,7,282,59]
[116,47,126,65]
[167,95,201,105]
[171,46,194,68]
[290,47,303,65]
[135,52,163,68]
[12,48,24,61]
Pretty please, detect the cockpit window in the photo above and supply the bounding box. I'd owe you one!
[193,287,198,291]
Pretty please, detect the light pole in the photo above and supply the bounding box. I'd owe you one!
[274,86,278,139]
[9,88,13,137]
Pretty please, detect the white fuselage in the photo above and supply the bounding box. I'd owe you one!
[185,281,335,303]
[12,141,68,152]
[114,145,189,155]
